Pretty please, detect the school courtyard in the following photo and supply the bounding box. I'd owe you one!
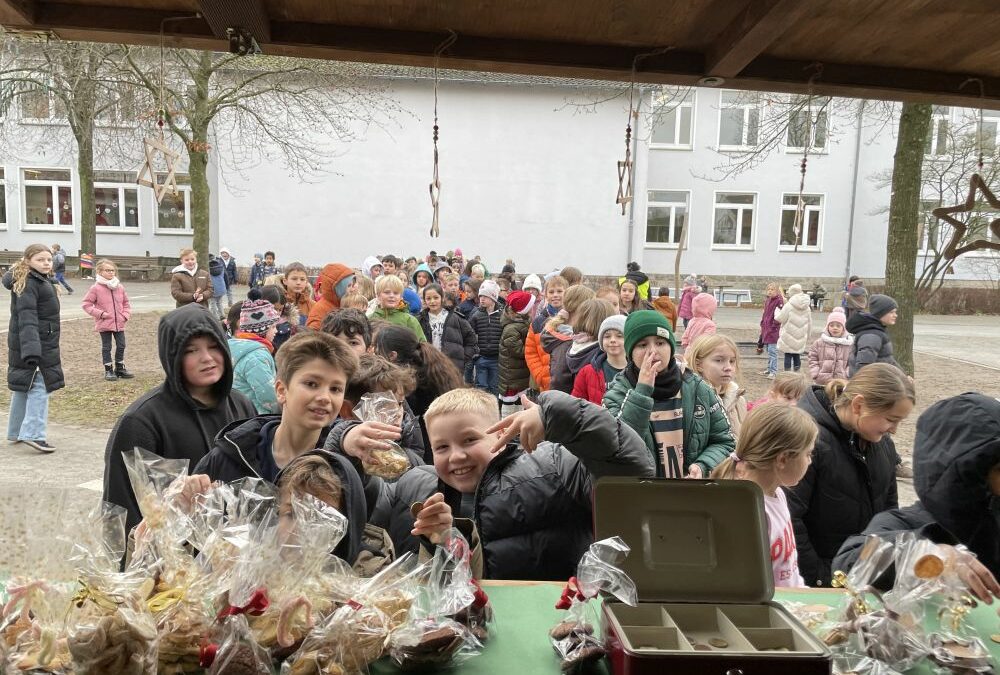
[1,280,998,518]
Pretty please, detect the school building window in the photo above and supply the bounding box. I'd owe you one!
[19,81,66,122]
[0,168,6,230]
[650,89,694,149]
[645,190,688,246]
[718,91,760,150]
[925,106,951,157]
[22,168,73,231]
[712,192,756,249]
[779,194,823,250]
[978,112,999,155]
[918,200,942,252]
[154,174,192,233]
[786,97,829,153]
[94,171,140,231]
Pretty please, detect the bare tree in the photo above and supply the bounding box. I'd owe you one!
[121,48,399,261]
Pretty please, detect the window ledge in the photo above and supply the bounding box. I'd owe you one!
[644,243,684,250]
[97,227,142,235]
[784,148,829,155]
[154,228,194,235]
[650,144,694,151]
[711,244,756,251]
[778,246,823,253]
[717,145,758,153]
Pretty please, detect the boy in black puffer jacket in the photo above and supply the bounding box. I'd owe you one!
[329,388,653,580]
[468,280,504,394]
[846,294,900,375]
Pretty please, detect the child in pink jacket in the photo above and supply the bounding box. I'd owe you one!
[677,274,699,328]
[81,258,134,381]
[681,292,718,350]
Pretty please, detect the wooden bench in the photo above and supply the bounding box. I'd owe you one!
[0,251,21,274]
[108,255,167,281]
[717,288,752,306]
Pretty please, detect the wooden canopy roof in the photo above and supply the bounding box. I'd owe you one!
[3,0,1000,108]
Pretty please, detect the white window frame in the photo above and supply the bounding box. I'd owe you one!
[711,191,757,250]
[94,173,142,234]
[917,200,942,254]
[0,167,6,231]
[976,111,1000,158]
[717,90,762,151]
[18,79,66,125]
[778,193,824,251]
[153,175,193,235]
[20,167,75,232]
[96,84,142,129]
[925,106,952,158]
[785,97,830,154]
[650,89,695,150]
[644,189,690,249]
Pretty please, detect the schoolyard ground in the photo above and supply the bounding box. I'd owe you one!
[1,281,998,516]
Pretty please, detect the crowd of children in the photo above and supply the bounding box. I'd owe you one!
[5,243,998,600]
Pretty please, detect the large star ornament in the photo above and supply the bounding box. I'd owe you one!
[931,173,1000,258]
[135,135,181,204]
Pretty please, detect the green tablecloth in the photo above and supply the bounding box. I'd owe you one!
[374,583,1000,674]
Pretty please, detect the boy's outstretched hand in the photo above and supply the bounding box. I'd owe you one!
[410,492,453,544]
[486,394,544,453]
[343,421,402,463]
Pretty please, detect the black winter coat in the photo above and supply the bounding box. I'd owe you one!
[4,269,64,393]
[468,307,503,358]
[368,391,655,580]
[498,312,530,394]
[846,312,899,375]
[418,309,477,373]
[833,393,1000,581]
[541,326,574,394]
[102,304,256,533]
[788,385,899,587]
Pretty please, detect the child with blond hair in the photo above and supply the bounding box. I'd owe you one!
[685,334,748,438]
[81,258,134,381]
[747,372,810,410]
[369,274,426,342]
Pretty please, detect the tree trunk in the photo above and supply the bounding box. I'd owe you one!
[188,130,211,262]
[76,127,96,263]
[884,102,932,376]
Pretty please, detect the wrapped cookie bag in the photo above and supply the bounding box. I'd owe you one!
[549,537,637,673]
[389,531,490,671]
[353,392,414,480]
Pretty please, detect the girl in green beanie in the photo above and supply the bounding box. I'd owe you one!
[602,310,735,478]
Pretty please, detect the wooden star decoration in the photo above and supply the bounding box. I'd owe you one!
[616,154,633,215]
[135,135,180,204]
[932,173,1000,258]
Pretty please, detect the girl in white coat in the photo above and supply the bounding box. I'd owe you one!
[775,283,812,371]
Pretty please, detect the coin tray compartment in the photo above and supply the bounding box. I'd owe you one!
[620,626,689,652]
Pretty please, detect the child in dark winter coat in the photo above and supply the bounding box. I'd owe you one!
[846,294,900,376]
[572,314,626,405]
[81,258,134,381]
[208,254,228,318]
[419,283,477,375]
[4,244,63,453]
[560,298,616,399]
[498,290,534,407]
[469,280,504,394]
[542,285,596,394]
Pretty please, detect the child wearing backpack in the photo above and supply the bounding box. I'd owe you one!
[81,258,134,381]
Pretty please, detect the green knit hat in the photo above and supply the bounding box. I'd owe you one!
[623,310,676,361]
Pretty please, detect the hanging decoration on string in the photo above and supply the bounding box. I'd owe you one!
[135,16,198,204]
[791,62,824,252]
[428,30,458,238]
[932,78,1000,258]
[617,47,672,216]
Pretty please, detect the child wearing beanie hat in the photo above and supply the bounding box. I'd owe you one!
[846,293,901,375]
[229,297,282,413]
[571,314,627,405]
[807,307,854,384]
[603,310,735,479]
[469,279,504,394]
[498,290,535,411]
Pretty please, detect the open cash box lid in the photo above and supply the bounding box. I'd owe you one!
[594,477,773,604]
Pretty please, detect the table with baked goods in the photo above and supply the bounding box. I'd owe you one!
[369,581,1000,674]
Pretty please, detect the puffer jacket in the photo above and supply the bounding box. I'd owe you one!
[571,350,621,405]
[368,391,654,580]
[619,271,651,301]
[681,293,717,349]
[808,333,854,384]
[4,269,64,393]
[469,306,503,358]
[602,368,734,477]
[525,305,558,391]
[833,393,1000,581]
[775,292,813,353]
[788,385,899,587]
[846,312,899,375]
[370,304,426,342]
[564,340,600,394]
[306,263,354,329]
[228,336,279,414]
[760,294,784,344]
[498,312,531,394]
[651,296,678,331]
[170,265,213,308]
[208,257,227,297]
[81,278,131,333]
[678,285,697,320]
[418,309,477,373]
[541,323,574,393]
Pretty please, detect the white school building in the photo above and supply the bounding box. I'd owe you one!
[1,64,997,285]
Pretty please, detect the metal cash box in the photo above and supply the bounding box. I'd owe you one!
[595,477,832,675]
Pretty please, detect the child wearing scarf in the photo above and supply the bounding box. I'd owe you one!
[81,258,134,381]
[229,295,282,413]
[602,310,735,479]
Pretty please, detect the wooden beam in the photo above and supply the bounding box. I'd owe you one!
[0,0,35,25]
[705,0,815,79]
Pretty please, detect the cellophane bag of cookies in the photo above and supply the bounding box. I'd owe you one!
[389,531,488,671]
[549,537,637,673]
[821,534,895,647]
[353,392,413,480]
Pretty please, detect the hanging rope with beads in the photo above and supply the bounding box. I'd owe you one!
[428,30,457,238]
[617,47,673,215]
[792,62,824,252]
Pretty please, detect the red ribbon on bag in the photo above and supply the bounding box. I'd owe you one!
[555,577,588,610]
[470,578,490,609]
[199,640,218,668]
[216,588,270,622]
